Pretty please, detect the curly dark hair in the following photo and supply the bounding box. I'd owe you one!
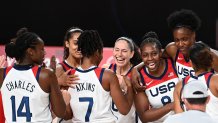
[167,9,201,31]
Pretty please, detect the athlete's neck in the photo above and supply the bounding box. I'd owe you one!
[195,69,208,76]
[66,56,81,68]
[116,62,132,76]
[81,57,98,70]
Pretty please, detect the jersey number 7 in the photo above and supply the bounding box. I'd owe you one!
[79,97,93,122]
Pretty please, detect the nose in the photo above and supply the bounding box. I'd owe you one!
[178,40,184,47]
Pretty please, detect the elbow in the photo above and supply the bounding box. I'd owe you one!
[119,106,131,115]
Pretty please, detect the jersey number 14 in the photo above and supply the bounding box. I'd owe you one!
[10,96,32,122]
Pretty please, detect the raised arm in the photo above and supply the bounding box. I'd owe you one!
[39,68,66,118]
[134,91,173,122]
[103,69,133,115]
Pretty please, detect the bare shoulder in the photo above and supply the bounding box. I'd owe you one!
[103,68,116,78]
[40,67,56,80]
[165,42,178,59]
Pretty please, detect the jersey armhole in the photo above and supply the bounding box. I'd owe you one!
[32,66,42,82]
[206,73,213,88]
[95,68,105,84]
[3,66,13,80]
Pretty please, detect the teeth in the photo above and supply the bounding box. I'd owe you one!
[148,63,155,69]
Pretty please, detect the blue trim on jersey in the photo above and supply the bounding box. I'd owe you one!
[59,118,64,123]
[3,67,6,80]
[13,64,34,70]
[143,59,168,79]
[126,66,133,76]
[207,73,213,88]
[108,64,113,69]
[113,64,117,73]
[169,58,178,77]
[75,66,98,73]
[175,49,179,62]
[35,66,42,82]
[99,68,105,84]
[139,72,145,86]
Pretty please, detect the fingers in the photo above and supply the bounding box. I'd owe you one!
[64,69,71,75]
[0,55,6,68]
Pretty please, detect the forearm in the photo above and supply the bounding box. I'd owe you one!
[135,62,145,71]
[140,103,173,122]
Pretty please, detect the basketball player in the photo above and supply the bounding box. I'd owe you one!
[56,27,83,88]
[63,30,134,122]
[134,32,179,123]
[55,27,83,123]
[174,42,218,121]
[0,32,66,123]
[105,37,141,123]
[131,9,218,90]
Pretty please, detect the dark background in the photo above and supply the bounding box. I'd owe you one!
[0,0,218,48]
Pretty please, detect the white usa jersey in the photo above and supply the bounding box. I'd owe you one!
[68,66,115,123]
[181,72,218,121]
[1,65,52,123]
[140,59,179,123]
[108,63,141,123]
[175,50,195,80]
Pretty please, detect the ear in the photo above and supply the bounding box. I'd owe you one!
[130,51,134,59]
[65,41,70,48]
[206,96,210,104]
[26,48,33,56]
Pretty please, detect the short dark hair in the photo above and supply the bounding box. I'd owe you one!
[189,42,212,71]
[78,30,103,58]
[186,97,208,105]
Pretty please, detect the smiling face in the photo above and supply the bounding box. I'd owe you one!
[173,27,196,56]
[113,40,134,67]
[65,32,82,59]
[141,43,162,72]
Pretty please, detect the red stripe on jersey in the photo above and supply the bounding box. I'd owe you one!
[0,92,5,122]
[5,66,13,75]
[32,66,39,77]
[59,61,74,72]
[70,69,76,75]
[140,59,178,89]
[94,68,103,80]
[176,50,192,67]
[183,72,213,85]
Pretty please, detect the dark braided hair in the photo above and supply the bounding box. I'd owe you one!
[167,9,201,31]
[5,32,40,61]
[140,31,162,52]
[63,27,83,59]
[77,30,103,58]
[115,37,142,66]
[189,41,212,71]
